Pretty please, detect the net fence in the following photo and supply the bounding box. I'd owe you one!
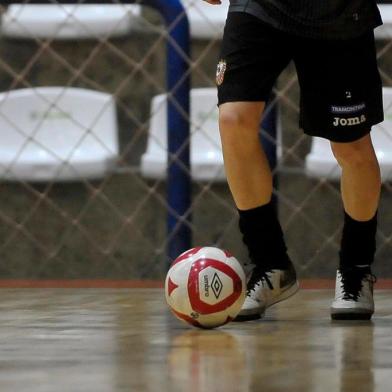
[0,1,390,280]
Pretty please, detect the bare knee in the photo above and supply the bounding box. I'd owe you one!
[219,102,264,140]
[330,134,378,168]
[219,110,247,132]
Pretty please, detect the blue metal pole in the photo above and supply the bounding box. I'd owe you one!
[4,0,192,265]
[145,0,192,264]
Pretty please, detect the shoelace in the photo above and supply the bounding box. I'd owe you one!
[246,265,274,294]
[340,268,376,301]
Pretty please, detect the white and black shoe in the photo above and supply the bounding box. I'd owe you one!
[330,268,376,320]
[234,262,299,321]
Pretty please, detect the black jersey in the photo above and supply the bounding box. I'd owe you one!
[228,0,383,39]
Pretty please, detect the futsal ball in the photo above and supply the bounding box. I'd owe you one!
[165,246,246,329]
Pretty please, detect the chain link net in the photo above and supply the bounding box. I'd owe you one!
[0,1,390,280]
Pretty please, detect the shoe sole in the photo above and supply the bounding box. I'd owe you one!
[234,280,300,322]
[234,312,263,322]
[330,308,373,321]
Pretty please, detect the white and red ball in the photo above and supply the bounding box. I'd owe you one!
[165,247,246,329]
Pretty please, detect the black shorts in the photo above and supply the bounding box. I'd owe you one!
[217,12,384,142]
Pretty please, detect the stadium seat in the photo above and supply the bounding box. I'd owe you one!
[141,88,225,181]
[1,4,141,39]
[376,4,392,39]
[181,0,228,39]
[0,87,119,182]
[305,87,392,181]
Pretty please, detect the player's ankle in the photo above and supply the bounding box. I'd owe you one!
[238,202,290,268]
[249,254,292,271]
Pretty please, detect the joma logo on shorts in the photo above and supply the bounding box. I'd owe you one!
[333,115,366,127]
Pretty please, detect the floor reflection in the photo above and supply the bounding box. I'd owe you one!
[332,323,374,392]
[168,329,249,392]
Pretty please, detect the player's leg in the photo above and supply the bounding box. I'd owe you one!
[294,30,383,320]
[217,12,298,321]
[219,101,271,209]
[330,134,380,320]
[219,102,299,322]
[331,134,380,222]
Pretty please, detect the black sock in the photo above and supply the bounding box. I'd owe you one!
[238,201,291,269]
[339,211,377,273]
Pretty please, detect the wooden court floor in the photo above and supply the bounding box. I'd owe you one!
[0,288,391,392]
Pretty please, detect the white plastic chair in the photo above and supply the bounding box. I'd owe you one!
[305,87,392,181]
[375,4,392,39]
[1,4,142,39]
[181,0,228,39]
[141,88,225,181]
[0,87,119,182]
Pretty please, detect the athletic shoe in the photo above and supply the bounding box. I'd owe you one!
[330,267,376,320]
[234,262,299,321]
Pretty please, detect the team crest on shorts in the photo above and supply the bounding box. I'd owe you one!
[216,60,226,86]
